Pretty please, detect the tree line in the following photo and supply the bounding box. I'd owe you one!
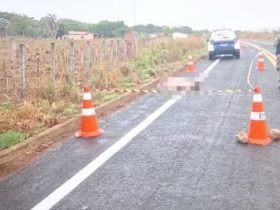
[0,11,196,38]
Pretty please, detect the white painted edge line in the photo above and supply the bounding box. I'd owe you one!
[247,54,258,89]
[31,98,178,210]
[200,59,220,78]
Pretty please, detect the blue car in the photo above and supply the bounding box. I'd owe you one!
[208,29,240,60]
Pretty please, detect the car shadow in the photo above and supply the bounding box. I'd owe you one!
[214,55,238,61]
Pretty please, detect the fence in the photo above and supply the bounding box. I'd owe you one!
[0,37,167,100]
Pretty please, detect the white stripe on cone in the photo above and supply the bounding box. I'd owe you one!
[253,94,262,102]
[83,93,92,100]
[250,112,266,121]
[82,108,96,116]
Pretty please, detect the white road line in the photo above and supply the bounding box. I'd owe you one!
[31,99,177,210]
[247,54,258,89]
[201,59,220,77]
[31,59,221,210]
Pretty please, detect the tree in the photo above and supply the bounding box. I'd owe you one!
[0,17,9,37]
[58,19,89,34]
[8,14,35,36]
[133,24,163,34]
[40,14,58,38]
[92,20,129,37]
[172,26,193,34]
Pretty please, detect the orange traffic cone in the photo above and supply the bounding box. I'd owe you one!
[75,86,103,138]
[186,55,195,73]
[256,52,266,71]
[240,42,246,49]
[247,86,271,145]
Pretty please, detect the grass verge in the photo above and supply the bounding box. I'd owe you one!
[0,36,207,150]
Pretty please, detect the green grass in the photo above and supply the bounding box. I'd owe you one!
[30,123,48,136]
[0,131,27,149]
[101,93,118,102]
[95,92,119,106]
[63,105,79,116]
[0,101,13,110]
[121,78,135,89]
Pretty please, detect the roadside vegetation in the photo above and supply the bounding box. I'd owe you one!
[0,36,206,150]
[0,11,193,38]
[238,31,276,41]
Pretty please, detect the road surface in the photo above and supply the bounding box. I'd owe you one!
[1,41,280,210]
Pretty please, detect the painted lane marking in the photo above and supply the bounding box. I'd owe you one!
[225,89,234,93]
[201,59,220,77]
[245,41,279,88]
[31,99,178,210]
[244,42,276,67]
[31,59,221,210]
[247,54,258,89]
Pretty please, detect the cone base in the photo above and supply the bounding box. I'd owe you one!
[76,129,103,139]
[186,67,194,73]
[248,137,272,145]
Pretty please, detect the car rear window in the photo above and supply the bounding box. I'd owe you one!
[211,30,236,41]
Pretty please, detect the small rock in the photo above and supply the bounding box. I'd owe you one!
[236,131,248,144]
[270,129,280,141]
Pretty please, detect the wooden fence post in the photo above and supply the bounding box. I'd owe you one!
[2,62,8,94]
[51,42,56,81]
[11,40,16,73]
[101,39,106,62]
[19,44,26,99]
[69,41,75,83]
[86,41,91,82]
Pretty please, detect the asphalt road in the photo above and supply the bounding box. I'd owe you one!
[1,42,280,210]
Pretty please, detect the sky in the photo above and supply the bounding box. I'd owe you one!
[1,0,280,31]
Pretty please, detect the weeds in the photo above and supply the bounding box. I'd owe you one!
[63,105,79,116]
[121,77,135,89]
[0,131,27,149]
[101,93,118,102]
[239,32,275,41]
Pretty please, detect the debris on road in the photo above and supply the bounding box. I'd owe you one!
[236,129,280,144]
[236,131,248,144]
[270,129,280,141]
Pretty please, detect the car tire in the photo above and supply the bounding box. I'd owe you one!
[209,53,214,61]
[235,52,240,59]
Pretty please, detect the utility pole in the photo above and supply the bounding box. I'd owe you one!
[133,0,136,26]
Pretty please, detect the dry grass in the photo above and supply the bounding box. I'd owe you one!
[176,36,204,50]
[0,100,56,133]
[90,64,123,90]
[239,32,275,41]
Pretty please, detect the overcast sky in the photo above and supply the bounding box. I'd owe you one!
[1,0,280,31]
